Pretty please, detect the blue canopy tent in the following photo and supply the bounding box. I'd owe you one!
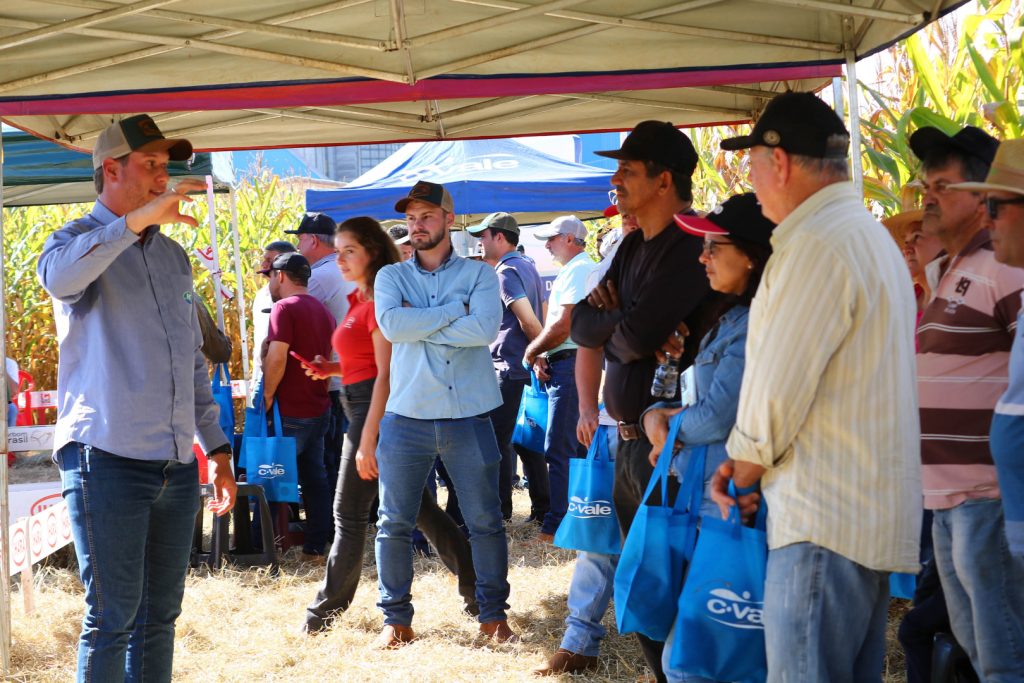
[305,138,614,227]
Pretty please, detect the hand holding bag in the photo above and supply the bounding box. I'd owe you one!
[242,396,299,503]
[211,363,235,441]
[554,424,620,555]
[512,371,549,454]
[670,482,768,683]
[614,411,706,641]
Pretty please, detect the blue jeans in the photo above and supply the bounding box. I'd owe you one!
[764,542,889,683]
[375,412,510,625]
[542,355,584,535]
[932,498,1024,682]
[57,442,200,683]
[560,428,619,656]
[281,411,331,555]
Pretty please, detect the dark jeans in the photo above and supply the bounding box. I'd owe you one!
[305,379,477,631]
[541,355,585,535]
[281,410,332,555]
[615,434,678,683]
[488,372,550,521]
[57,443,200,683]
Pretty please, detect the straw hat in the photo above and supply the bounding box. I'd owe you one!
[950,138,1024,195]
[882,209,924,244]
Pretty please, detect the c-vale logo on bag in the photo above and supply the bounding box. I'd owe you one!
[567,495,612,519]
[257,463,286,478]
[703,587,764,630]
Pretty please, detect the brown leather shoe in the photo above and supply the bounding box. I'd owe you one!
[479,619,520,643]
[373,624,415,649]
[531,649,598,676]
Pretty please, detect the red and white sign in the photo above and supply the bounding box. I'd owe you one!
[4,499,72,576]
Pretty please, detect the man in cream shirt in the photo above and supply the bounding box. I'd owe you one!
[710,92,922,681]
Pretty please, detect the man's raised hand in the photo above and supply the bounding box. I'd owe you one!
[125,179,207,234]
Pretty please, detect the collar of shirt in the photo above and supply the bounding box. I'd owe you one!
[311,253,335,270]
[771,182,856,251]
[497,250,521,267]
[411,246,457,273]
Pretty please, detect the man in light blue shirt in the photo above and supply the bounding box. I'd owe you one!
[524,215,597,541]
[373,180,516,648]
[37,115,236,682]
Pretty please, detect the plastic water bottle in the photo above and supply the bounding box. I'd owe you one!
[651,356,679,399]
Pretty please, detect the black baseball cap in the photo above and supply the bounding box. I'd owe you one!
[261,252,311,278]
[909,125,999,167]
[595,121,699,176]
[721,92,849,159]
[395,180,455,213]
[674,193,776,247]
[467,212,519,236]
[285,212,337,236]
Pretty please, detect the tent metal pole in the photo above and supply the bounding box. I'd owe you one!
[845,51,864,193]
[0,128,12,678]
[205,176,225,332]
[228,187,250,382]
[831,76,845,120]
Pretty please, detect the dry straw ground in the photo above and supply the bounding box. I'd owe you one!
[7,457,911,682]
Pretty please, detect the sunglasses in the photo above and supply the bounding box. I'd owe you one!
[985,195,1024,219]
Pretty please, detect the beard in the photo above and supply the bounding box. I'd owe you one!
[410,229,446,252]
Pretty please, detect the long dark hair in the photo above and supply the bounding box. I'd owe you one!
[336,216,401,299]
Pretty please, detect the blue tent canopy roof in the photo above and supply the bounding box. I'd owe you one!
[305,138,614,225]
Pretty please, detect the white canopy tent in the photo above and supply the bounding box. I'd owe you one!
[0,0,969,673]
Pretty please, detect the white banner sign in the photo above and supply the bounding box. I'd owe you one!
[4,499,72,577]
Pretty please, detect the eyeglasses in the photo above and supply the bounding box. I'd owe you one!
[608,189,618,206]
[702,238,735,256]
[985,195,1024,219]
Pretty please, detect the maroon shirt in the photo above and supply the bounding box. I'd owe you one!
[267,293,335,418]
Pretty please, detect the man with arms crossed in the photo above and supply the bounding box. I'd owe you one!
[38,115,236,682]
[373,181,515,647]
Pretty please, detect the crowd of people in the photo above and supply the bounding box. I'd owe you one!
[34,89,1024,682]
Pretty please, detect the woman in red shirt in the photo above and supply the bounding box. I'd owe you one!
[302,217,477,634]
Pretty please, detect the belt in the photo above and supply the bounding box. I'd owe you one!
[547,349,577,364]
[617,421,642,441]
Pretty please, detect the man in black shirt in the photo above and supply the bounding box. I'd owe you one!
[570,120,715,682]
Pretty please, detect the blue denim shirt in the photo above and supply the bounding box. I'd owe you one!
[645,305,749,515]
[37,201,228,463]
[375,248,502,420]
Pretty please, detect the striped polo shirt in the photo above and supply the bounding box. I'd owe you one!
[917,229,1024,510]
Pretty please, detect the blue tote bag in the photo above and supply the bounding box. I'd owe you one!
[614,412,705,641]
[242,396,299,503]
[211,363,235,441]
[554,424,620,555]
[670,483,768,683]
[512,371,549,454]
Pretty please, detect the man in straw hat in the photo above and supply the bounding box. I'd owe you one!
[911,126,1024,681]
[709,92,921,680]
[37,114,236,681]
[946,137,1024,676]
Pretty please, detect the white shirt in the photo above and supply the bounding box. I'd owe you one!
[307,253,355,392]
[726,182,922,573]
[546,251,597,355]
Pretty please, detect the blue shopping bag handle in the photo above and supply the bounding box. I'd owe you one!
[586,424,612,463]
[726,480,768,531]
[213,362,230,387]
[640,411,705,512]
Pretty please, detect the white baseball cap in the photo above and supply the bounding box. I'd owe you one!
[534,215,587,240]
